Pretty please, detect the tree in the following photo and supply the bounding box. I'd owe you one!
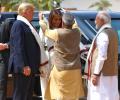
[1,0,21,11]
[22,0,62,10]
[38,0,62,10]
[0,0,63,11]
[89,0,112,10]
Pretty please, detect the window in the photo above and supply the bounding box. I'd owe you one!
[76,18,96,45]
[31,18,40,32]
[111,19,120,45]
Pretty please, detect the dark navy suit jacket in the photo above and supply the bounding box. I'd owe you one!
[8,20,41,74]
[0,19,14,68]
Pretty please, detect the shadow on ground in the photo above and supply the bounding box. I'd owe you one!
[7,96,42,100]
[7,96,87,100]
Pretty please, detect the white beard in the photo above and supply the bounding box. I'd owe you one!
[96,25,100,30]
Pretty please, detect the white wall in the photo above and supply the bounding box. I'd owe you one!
[61,0,120,11]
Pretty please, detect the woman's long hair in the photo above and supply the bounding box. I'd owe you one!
[48,9,62,29]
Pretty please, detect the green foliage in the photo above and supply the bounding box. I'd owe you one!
[0,0,62,11]
[38,0,62,10]
[25,0,40,10]
[1,0,21,11]
[89,0,112,10]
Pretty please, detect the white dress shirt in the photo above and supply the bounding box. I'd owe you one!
[93,24,111,74]
[87,24,119,100]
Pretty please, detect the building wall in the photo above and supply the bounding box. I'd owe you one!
[61,0,120,11]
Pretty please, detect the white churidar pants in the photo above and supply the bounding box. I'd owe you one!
[87,75,119,100]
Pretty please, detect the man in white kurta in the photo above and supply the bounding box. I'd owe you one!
[85,11,119,100]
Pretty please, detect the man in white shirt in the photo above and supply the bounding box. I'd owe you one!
[85,11,119,100]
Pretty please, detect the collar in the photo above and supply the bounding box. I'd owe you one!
[98,23,112,34]
[17,15,31,26]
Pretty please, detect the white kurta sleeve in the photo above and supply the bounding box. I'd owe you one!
[94,32,109,74]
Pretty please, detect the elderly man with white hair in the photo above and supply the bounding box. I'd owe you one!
[84,11,119,100]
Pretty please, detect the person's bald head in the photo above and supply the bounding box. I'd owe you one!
[95,11,111,29]
[62,12,75,28]
[96,11,111,24]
